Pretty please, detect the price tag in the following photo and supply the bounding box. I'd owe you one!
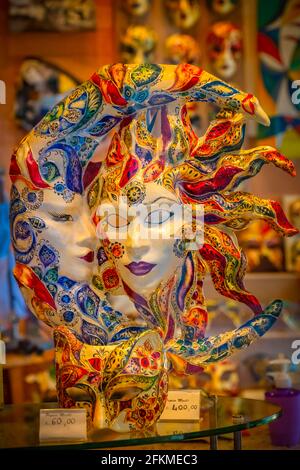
[159,390,201,422]
[39,409,87,442]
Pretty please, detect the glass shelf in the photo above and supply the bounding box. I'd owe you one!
[0,396,281,450]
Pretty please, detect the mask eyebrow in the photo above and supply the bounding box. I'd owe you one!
[147,197,178,205]
[43,200,81,213]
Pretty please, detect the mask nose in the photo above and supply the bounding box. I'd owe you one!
[133,49,146,64]
[126,244,149,260]
[76,212,96,248]
[125,222,150,260]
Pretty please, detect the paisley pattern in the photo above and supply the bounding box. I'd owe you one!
[10,63,297,432]
[54,326,167,431]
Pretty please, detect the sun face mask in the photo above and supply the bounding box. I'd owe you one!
[10,63,297,432]
[165,34,199,64]
[207,22,242,79]
[164,0,200,30]
[120,25,157,64]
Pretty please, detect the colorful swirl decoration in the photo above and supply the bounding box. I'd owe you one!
[10,63,298,432]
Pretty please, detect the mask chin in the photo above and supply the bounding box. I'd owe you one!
[215,60,236,79]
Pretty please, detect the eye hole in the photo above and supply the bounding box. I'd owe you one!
[221,371,234,381]
[122,45,135,55]
[213,45,222,53]
[110,387,143,401]
[49,211,74,222]
[266,241,281,249]
[231,44,241,54]
[145,209,174,226]
[243,241,260,250]
[106,213,129,228]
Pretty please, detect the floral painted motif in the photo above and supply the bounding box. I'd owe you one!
[109,242,125,259]
[102,268,120,290]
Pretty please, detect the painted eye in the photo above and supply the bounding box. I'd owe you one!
[49,212,74,222]
[106,213,129,228]
[145,210,174,226]
[122,45,135,55]
[266,241,281,249]
[244,241,260,250]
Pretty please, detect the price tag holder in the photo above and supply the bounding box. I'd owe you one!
[39,409,87,442]
[159,390,201,422]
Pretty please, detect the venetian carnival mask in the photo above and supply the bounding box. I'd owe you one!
[122,0,151,16]
[164,0,200,30]
[10,62,297,432]
[289,198,300,230]
[207,22,242,79]
[207,0,238,16]
[238,220,284,272]
[9,0,96,32]
[54,326,168,431]
[291,238,300,272]
[165,34,199,64]
[120,25,157,64]
[15,57,80,130]
[198,360,239,395]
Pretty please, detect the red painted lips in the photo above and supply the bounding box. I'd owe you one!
[80,251,94,263]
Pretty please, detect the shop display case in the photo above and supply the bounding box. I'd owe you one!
[0,396,281,450]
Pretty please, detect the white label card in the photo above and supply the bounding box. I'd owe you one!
[39,408,87,442]
[159,390,201,422]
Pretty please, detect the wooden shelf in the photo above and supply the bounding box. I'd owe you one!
[245,272,300,281]
[205,272,300,283]
[262,330,300,339]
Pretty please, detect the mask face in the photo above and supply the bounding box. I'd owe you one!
[99,182,186,299]
[54,326,168,432]
[120,25,157,64]
[202,361,239,395]
[289,198,300,231]
[10,138,97,282]
[207,22,242,79]
[15,58,80,130]
[292,239,300,272]
[238,221,284,272]
[207,0,238,15]
[123,0,151,16]
[166,34,199,64]
[212,362,239,395]
[165,0,200,30]
[9,0,96,32]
